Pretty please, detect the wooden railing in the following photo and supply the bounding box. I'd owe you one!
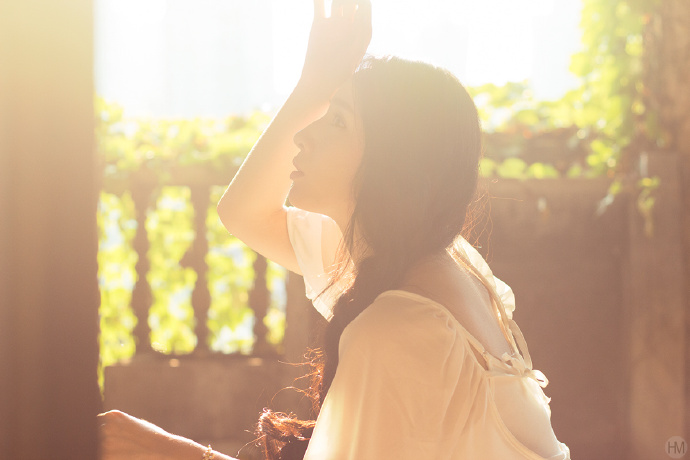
[107,166,280,358]
[102,167,319,447]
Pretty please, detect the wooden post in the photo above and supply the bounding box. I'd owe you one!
[623,152,687,460]
[277,273,321,419]
[649,1,690,441]
[0,0,101,457]
[249,254,272,355]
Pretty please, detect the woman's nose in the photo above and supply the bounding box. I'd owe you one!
[293,128,305,151]
[293,123,311,151]
[293,118,319,151]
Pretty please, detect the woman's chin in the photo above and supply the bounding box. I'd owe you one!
[287,184,310,210]
[287,185,325,215]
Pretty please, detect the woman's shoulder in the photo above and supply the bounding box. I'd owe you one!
[363,288,453,321]
[341,290,465,358]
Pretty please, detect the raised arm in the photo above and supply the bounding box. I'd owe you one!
[217,0,371,274]
[216,84,327,275]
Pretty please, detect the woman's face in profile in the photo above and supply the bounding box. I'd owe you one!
[289,78,365,226]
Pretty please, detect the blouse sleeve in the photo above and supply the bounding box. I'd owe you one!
[285,206,342,320]
[303,296,483,460]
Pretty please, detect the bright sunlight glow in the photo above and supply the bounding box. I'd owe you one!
[95,0,582,117]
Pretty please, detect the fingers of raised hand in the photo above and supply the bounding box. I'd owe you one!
[98,409,129,433]
[354,0,371,25]
[99,410,164,437]
[98,410,129,456]
[328,0,370,21]
[353,0,372,48]
[98,410,164,458]
[332,0,355,20]
[302,0,372,95]
[313,0,325,19]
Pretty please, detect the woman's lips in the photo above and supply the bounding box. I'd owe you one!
[290,170,305,180]
[291,157,305,180]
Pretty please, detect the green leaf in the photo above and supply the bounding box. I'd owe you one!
[496,158,527,179]
[526,162,559,179]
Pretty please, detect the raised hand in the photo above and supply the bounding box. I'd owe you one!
[299,0,372,100]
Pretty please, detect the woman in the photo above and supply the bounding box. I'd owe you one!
[100,1,571,459]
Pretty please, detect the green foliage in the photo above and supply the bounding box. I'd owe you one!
[96,101,283,393]
[469,81,576,134]
[469,81,593,178]
[96,97,269,182]
[570,0,663,220]
[637,175,661,237]
[98,191,138,389]
[468,0,660,180]
[206,186,258,354]
[147,186,198,354]
[569,0,660,173]
[479,157,560,180]
[265,260,288,350]
[98,185,289,390]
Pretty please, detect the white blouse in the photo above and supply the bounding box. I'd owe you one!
[286,206,571,460]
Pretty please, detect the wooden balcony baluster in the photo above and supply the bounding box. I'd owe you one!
[249,254,273,355]
[187,185,212,354]
[131,182,154,355]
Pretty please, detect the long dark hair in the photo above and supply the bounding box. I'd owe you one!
[256,56,482,460]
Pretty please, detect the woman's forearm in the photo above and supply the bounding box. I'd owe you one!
[168,435,239,460]
[217,83,329,236]
[99,410,240,460]
[179,438,238,460]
